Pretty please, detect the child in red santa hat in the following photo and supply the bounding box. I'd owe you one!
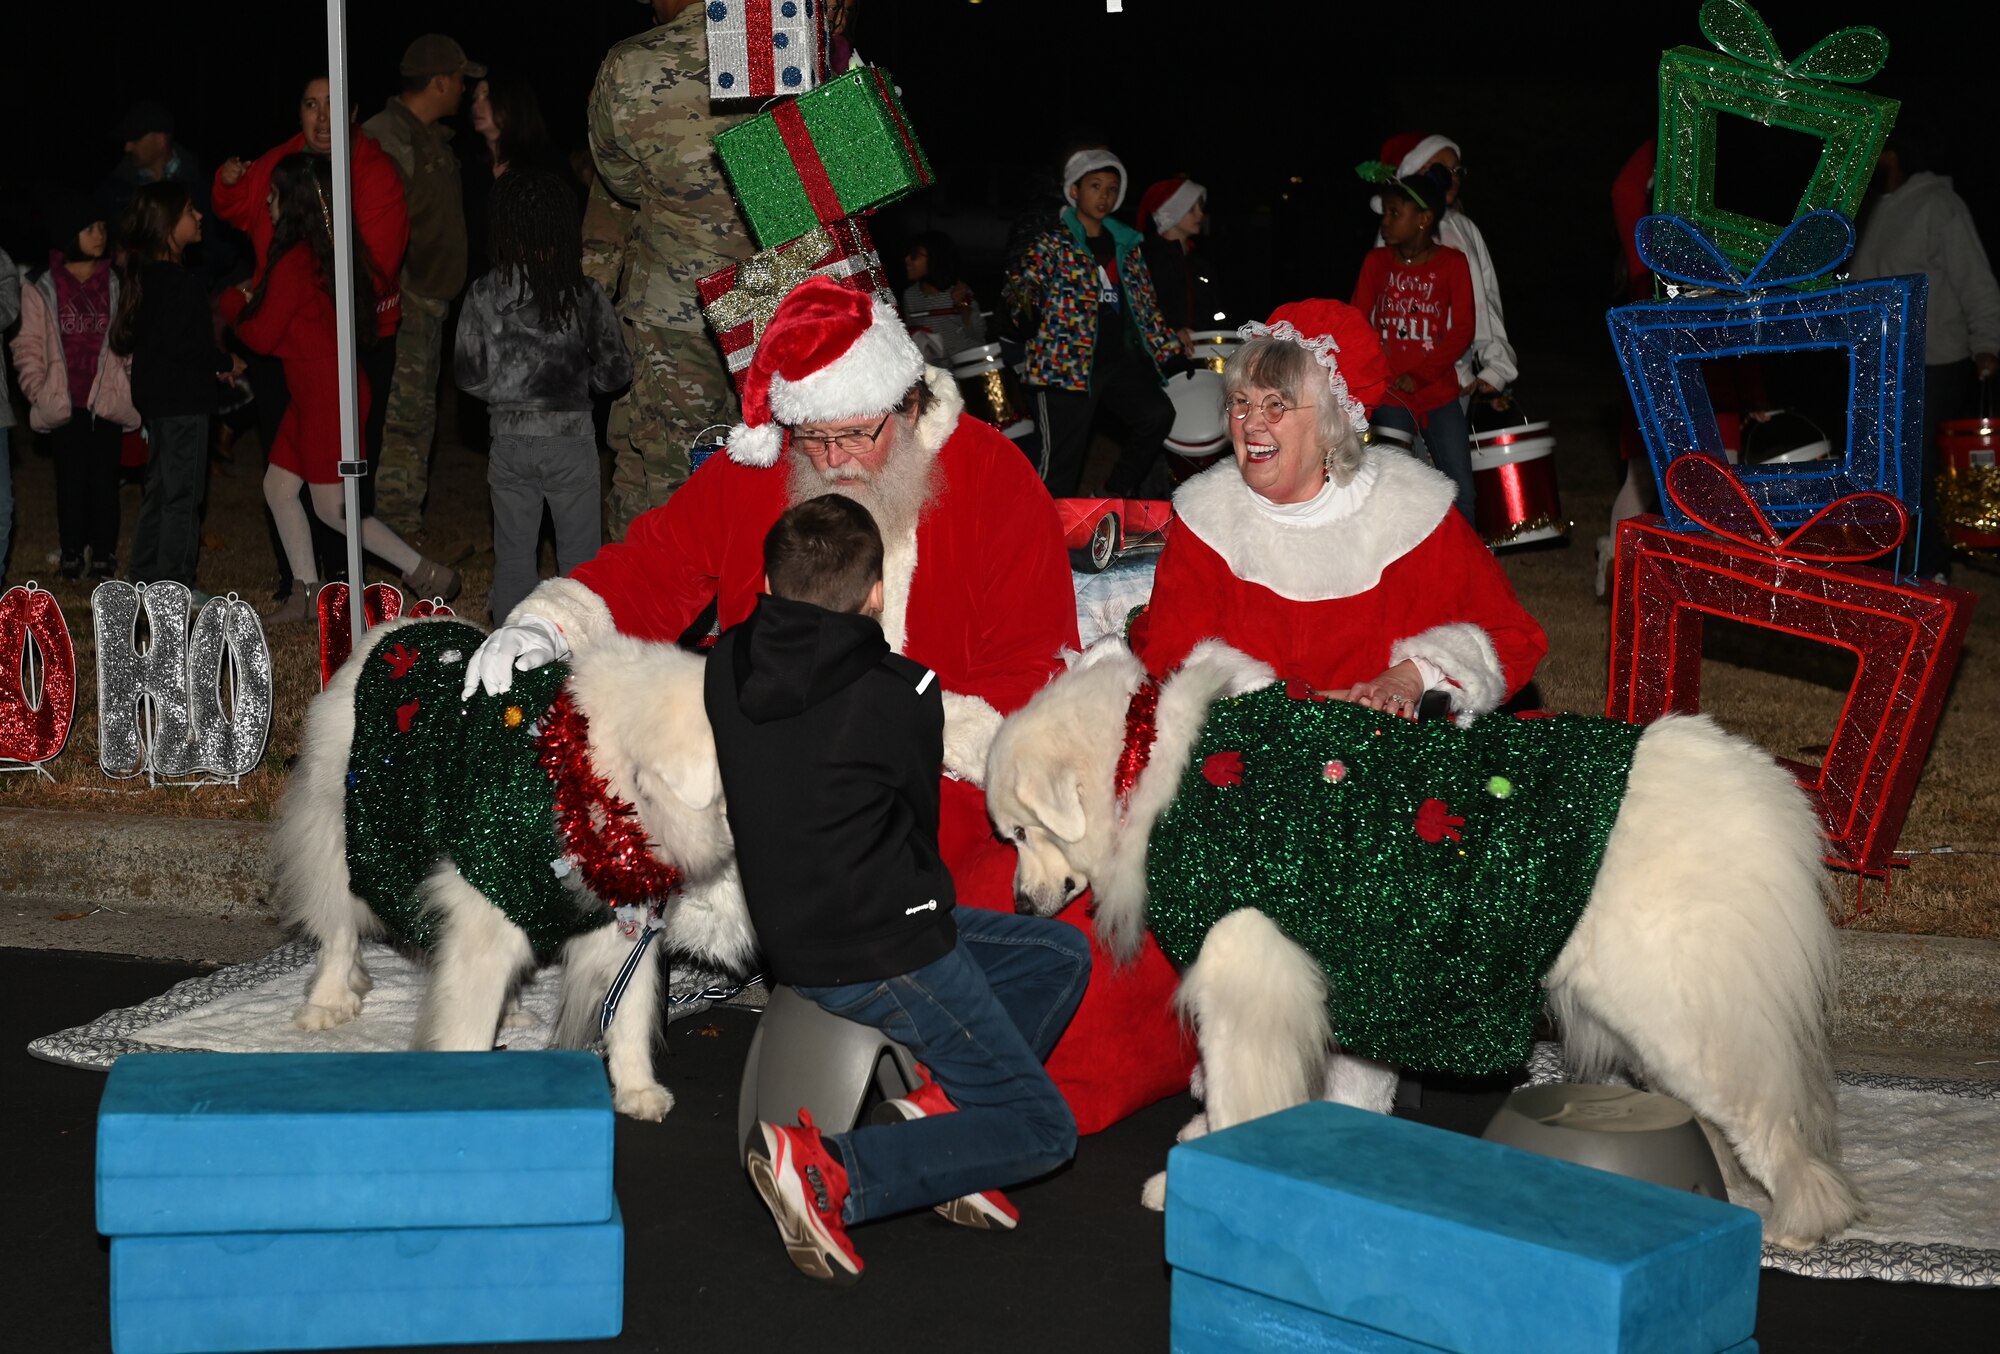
[1138,175,1213,347]
[1353,164,1480,524]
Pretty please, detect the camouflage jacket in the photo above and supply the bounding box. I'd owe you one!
[588,6,755,332]
[1002,208,1181,393]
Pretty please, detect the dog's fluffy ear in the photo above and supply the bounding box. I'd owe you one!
[1020,765,1087,844]
[640,748,721,814]
[1064,634,1133,672]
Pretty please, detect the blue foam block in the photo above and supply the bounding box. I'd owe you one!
[1170,1274,1760,1354]
[98,1052,613,1235]
[110,1206,623,1354]
[1167,1103,1761,1354]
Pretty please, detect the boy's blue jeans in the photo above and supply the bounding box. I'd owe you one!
[792,907,1092,1224]
[1374,398,1476,526]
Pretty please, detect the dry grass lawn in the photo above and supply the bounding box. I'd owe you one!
[4,355,1994,938]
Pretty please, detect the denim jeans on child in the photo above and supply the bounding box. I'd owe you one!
[1374,398,1476,526]
[131,414,211,588]
[793,906,1092,1224]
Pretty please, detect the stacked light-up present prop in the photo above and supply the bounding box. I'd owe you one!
[1656,0,1896,277]
[698,219,897,392]
[1607,212,1977,879]
[695,64,931,404]
[704,0,834,102]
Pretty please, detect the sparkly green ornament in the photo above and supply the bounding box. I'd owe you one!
[344,621,602,959]
[1654,0,1897,282]
[1145,690,1645,1076]
[1488,775,1513,798]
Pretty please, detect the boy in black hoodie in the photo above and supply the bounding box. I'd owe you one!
[708,496,1090,1284]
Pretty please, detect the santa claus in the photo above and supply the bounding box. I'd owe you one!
[463,278,1192,1131]
[1130,298,1546,718]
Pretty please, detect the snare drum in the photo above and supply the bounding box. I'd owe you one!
[1470,420,1569,548]
[1185,329,1243,376]
[951,342,1035,442]
[1365,422,1418,456]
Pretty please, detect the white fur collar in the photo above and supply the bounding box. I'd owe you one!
[1172,450,1456,601]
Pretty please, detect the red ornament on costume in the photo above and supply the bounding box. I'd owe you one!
[1201,750,1245,787]
[381,643,419,680]
[535,690,683,912]
[395,700,420,734]
[1414,798,1465,843]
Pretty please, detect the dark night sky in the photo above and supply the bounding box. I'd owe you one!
[2,0,1993,363]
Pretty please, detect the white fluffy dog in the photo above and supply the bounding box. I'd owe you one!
[986,638,1860,1249]
[277,618,756,1120]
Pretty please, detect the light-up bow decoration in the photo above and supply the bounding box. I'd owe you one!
[1654,0,1897,277]
[1607,210,1928,536]
[1663,452,1907,562]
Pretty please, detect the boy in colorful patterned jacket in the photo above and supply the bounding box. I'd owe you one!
[1003,148,1183,498]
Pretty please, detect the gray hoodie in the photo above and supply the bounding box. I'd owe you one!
[453,269,631,438]
[1850,172,2000,367]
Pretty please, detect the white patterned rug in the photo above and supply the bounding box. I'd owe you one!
[1521,1044,2000,1287]
[27,939,761,1069]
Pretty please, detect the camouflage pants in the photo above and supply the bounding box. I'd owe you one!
[605,321,738,540]
[374,291,450,539]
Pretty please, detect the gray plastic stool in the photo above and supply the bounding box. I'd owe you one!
[736,985,921,1154]
[1481,1083,1729,1198]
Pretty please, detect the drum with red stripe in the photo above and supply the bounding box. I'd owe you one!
[1470,420,1568,549]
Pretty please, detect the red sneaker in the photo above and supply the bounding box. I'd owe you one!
[746,1110,864,1282]
[881,1066,1022,1231]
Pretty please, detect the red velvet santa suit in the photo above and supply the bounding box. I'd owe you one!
[1132,450,1547,712]
[512,369,1194,1132]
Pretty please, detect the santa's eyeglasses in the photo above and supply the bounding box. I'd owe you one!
[792,412,896,455]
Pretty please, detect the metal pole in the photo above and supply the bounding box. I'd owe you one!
[326,0,368,650]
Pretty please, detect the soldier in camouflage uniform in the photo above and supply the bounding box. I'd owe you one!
[590,0,755,538]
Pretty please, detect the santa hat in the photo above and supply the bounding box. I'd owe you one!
[1138,176,1206,235]
[1237,299,1389,433]
[1062,148,1127,209]
[726,277,925,468]
[1367,132,1459,214]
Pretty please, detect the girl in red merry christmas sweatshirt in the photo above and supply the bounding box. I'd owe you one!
[1351,164,1477,523]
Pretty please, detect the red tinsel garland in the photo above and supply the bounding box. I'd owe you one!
[534,690,683,912]
[1114,678,1162,813]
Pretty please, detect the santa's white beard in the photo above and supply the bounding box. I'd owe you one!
[785,437,940,542]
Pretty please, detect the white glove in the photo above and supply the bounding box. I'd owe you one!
[461,615,569,700]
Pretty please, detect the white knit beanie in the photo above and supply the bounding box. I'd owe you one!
[1062,149,1127,209]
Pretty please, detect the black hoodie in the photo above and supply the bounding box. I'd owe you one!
[705,594,956,987]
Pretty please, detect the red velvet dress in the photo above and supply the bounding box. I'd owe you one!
[569,409,1196,1132]
[220,249,371,485]
[1132,453,1547,711]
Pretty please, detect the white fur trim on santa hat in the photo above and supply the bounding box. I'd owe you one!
[766,297,924,428]
[1151,178,1205,234]
[1368,134,1461,215]
[1063,149,1127,209]
[726,421,786,468]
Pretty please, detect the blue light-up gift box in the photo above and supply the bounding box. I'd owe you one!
[1608,210,1927,537]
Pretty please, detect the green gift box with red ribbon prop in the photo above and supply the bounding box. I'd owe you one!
[1655,0,1898,279]
[713,65,933,248]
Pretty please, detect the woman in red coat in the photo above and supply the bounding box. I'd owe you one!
[220,155,458,621]
[1131,298,1546,722]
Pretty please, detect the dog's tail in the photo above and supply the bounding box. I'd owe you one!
[1176,908,1331,1132]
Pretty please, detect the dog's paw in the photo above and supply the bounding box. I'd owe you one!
[1175,1112,1209,1143]
[614,1083,674,1122]
[1139,1171,1168,1211]
[294,997,361,1031]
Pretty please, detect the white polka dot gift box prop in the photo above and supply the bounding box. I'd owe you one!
[705,0,833,101]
